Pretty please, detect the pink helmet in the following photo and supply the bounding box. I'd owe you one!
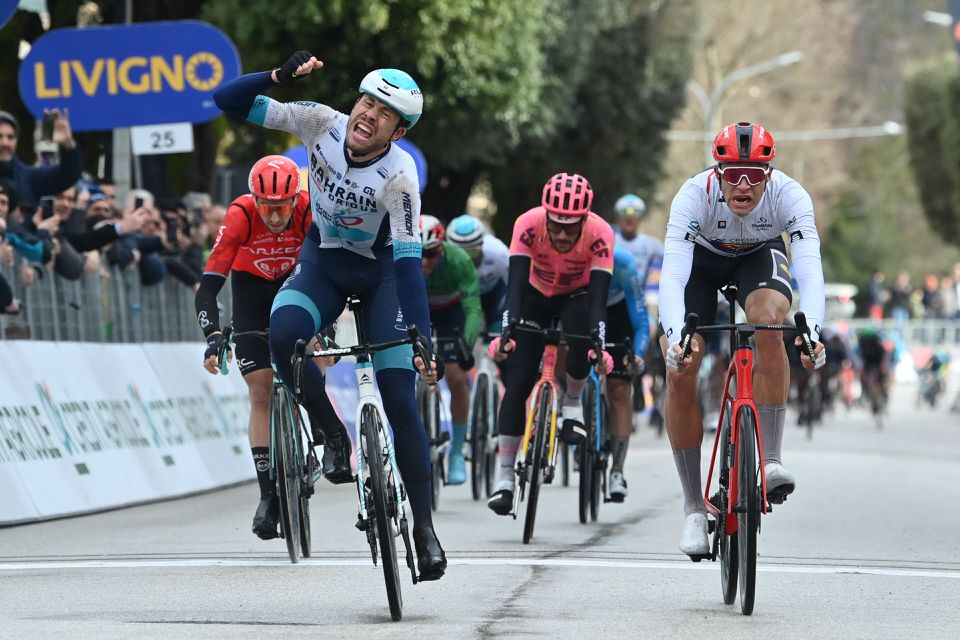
[542,173,593,223]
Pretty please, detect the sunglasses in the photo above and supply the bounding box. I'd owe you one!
[546,218,584,236]
[254,197,295,216]
[423,247,443,260]
[716,165,771,186]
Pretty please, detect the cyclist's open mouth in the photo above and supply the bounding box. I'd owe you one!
[352,121,374,142]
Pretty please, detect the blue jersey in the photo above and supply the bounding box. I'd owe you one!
[607,247,649,355]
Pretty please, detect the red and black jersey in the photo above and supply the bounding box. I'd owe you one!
[204,191,312,281]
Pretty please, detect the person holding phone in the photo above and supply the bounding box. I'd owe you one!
[0,109,81,207]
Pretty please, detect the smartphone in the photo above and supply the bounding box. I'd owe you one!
[41,112,56,142]
[40,197,54,220]
[165,217,178,243]
[134,196,144,210]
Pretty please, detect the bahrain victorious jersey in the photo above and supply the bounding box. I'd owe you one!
[509,207,615,297]
[204,191,312,281]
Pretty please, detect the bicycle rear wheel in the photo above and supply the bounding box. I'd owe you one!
[718,398,738,605]
[523,386,552,544]
[485,390,499,498]
[362,404,403,621]
[579,383,597,524]
[273,388,302,564]
[470,374,489,501]
[737,405,759,615]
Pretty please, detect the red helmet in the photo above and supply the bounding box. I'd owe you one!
[712,122,775,163]
[248,155,301,201]
[541,173,594,223]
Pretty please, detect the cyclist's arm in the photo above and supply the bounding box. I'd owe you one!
[457,253,484,347]
[659,185,701,347]
[587,223,615,342]
[194,207,247,337]
[781,184,825,342]
[383,169,432,346]
[213,71,336,141]
[623,264,650,356]
[504,216,536,329]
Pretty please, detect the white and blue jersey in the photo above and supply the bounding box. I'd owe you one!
[476,234,509,332]
[608,247,650,356]
[614,231,664,286]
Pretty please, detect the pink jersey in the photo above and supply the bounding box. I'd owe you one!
[509,207,615,297]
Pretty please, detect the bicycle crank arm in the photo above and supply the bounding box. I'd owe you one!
[399,516,418,585]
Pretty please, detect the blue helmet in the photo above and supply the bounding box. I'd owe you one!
[359,69,423,129]
[447,215,484,249]
[614,194,647,219]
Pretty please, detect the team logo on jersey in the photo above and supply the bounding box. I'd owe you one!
[329,127,342,142]
[687,220,702,233]
[590,238,609,258]
[255,256,297,279]
[751,216,773,231]
[785,215,798,230]
[789,230,804,242]
[519,227,535,248]
[718,220,726,229]
[214,225,226,245]
[377,167,389,179]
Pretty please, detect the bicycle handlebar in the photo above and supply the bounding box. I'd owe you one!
[679,311,818,360]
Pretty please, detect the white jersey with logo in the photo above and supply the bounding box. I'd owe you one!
[614,231,663,285]
[659,168,825,344]
[250,97,421,261]
[476,233,509,295]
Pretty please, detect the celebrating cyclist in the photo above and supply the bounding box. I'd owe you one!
[420,215,483,486]
[446,214,510,333]
[659,122,825,558]
[213,51,447,579]
[195,155,346,539]
[487,173,614,515]
[605,246,650,502]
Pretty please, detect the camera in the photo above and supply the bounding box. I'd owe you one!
[41,112,56,142]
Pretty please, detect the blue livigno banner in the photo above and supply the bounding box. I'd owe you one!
[0,0,17,30]
[18,21,241,132]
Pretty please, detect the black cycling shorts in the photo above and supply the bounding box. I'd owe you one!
[659,238,793,335]
[231,270,285,375]
[605,299,635,381]
[430,303,465,364]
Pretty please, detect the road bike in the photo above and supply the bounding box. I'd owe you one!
[218,327,318,564]
[577,352,609,523]
[679,285,816,616]
[292,296,429,621]
[468,335,500,500]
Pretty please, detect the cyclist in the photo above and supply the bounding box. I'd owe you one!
[487,172,614,515]
[605,246,650,502]
[420,215,483,485]
[659,122,826,557]
[213,50,447,579]
[612,194,664,425]
[856,326,890,414]
[446,214,509,333]
[195,155,343,539]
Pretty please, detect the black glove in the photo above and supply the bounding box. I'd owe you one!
[414,334,445,381]
[204,332,228,363]
[276,50,314,84]
[459,351,475,371]
[429,352,446,381]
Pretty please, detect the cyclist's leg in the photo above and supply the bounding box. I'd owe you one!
[433,305,469,485]
[268,256,350,480]
[605,301,635,499]
[557,289,592,443]
[737,242,794,497]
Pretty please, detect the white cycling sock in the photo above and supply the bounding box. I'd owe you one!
[564,374,587,406]
[672,447,704,517]
[757,404,787,465]
[496,435,519,488]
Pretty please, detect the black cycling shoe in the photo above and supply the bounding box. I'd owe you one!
[559,419,587,446]
[413,527,447,581]
[487,489,514,516]
[251,495,280,540]
[321,428,354,484]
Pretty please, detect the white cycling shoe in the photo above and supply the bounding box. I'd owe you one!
[608,472,628,503]
[764,462,796,504]
[679,512,710,557]
[559,403,587,445]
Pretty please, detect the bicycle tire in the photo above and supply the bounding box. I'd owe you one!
[560,442,570,487]
[718,398,738,605]
[590,393,608,522]
[471,373,488,501]
[523,386,552,544]
[419,384,441,513]
[294,409,312,558]
[579,383,596,524]
[433,390,444,503]
[273,388,301,564]
[737,405,759,615]
[362,404,403,622]
[485,390,499,498]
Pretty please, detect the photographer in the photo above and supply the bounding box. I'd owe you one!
[106,190,166,286]
[156,198,202,290]
[0,109,82,206]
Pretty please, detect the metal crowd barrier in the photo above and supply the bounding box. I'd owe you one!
[845,318,960,346]
[0,253,231,342]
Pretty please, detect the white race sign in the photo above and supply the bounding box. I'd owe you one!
[131,122,194,156]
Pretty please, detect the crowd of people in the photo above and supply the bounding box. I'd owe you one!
[867,268,960,321]
[0,107,229,319]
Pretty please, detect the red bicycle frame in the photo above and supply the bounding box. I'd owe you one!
[703,343,770,536]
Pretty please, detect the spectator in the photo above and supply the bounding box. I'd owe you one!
[0,178,54,267]
[65,187,146,253]
[888,271,912,321]
[939,275,957,319]
[867,270,887,320]
[921,273,943,318]
[155,198,202,290]
[106,189,166,286]
[0,109,82,207]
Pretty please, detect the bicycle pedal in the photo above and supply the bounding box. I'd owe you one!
[686,553,711,563]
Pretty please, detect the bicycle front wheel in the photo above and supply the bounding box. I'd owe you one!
[578,383,597,524]
[737,405,759,615]
[362,404,403,622]
[590,394,608,522]
[718,398,738,605]
[523,385,552,544]
[470,374,488,501]
[273,387,302,564]
[295,409,312,558]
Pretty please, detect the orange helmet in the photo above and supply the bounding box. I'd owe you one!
[712,122,775,163]
[248,155,301,201]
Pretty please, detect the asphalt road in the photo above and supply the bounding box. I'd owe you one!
[1,384,958,639]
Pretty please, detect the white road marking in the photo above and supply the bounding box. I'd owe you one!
[0,557,957,580]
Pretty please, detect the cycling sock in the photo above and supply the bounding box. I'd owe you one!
[610,437,629,473]
[251,447,274,499]
[564,375,587,406]
[451,421,467,459]
[672,447,704,516]
[497,435,519,487]
[757,403,787,465]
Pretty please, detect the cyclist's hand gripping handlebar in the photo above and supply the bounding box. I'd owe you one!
[408,324,444,385]
[666,313,698,372]
[794,312,826,370]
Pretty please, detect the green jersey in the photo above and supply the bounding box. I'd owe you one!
[426,242,483,346]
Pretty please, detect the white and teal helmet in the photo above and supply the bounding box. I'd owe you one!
[447,215,484,249]
[614,194,647,219]
[359,69,423,129]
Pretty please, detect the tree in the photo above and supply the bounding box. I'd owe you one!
[904,56,960,248]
